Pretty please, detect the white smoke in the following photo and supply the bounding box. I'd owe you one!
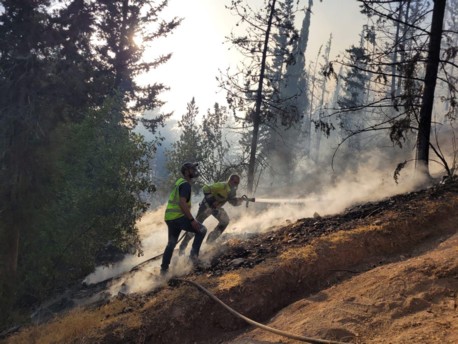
[82,154,432,298]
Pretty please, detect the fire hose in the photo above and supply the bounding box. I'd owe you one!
[129,232,187,272]
[172,278,345,344]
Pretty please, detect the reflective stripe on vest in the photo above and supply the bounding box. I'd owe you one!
[164,178,191,221]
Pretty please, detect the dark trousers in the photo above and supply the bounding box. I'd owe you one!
[179,201,230,252]
[160,216,207,272]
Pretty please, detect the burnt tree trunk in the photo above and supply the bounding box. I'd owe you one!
[416,0,446,176]
[247,0,277,194]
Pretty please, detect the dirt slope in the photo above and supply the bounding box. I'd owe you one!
[3,179,458,344]
[227,232,458,344]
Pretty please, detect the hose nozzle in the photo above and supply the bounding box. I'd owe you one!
[241,195,256,207]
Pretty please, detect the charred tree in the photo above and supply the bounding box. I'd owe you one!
[219,0,300,194]
[416,0,447,177]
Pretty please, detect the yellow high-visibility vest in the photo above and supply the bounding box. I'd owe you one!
[164,178,191,221]
[203,182,232,202]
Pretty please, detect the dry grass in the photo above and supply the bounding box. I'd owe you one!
[217,272,243,290]
[6,308,101,344]
[5,297,145,344]
[279,243,318,260]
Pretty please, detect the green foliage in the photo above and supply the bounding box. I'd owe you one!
[165,99,240,189]
[7,99,154,313]
[0,0,175,329]
[165,98,203,187]
[199,103,237,182]
[337,44,371,153]
[90,0,181,127]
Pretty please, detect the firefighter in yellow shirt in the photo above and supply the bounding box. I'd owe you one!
[179,174,243,254]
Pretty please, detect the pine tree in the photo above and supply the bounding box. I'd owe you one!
[337,28,370,154]
[199,103,237,183]
[0,1,70,305]
[165,98,203,186]
[0,0,180,326]
[262,0,303,185]
[165,100,241,189]
[219,0,301,193]
[282,0,313,157]
[89,0,181,130]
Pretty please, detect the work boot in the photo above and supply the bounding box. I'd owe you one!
[206,229,223,243]
[189,255,202,268]
[160,268,169,278]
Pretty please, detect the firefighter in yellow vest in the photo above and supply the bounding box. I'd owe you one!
[179,174,243,254]
[160,162,207,275]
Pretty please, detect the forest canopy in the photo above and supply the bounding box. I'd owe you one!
[0,0,179,327]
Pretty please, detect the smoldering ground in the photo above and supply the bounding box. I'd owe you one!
[82,151,436,297]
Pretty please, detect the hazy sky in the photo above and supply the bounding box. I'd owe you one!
[139,0,367,120]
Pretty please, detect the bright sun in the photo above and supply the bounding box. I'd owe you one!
[135,0,235,119]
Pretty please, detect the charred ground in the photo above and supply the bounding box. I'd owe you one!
[3,178,458,344]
